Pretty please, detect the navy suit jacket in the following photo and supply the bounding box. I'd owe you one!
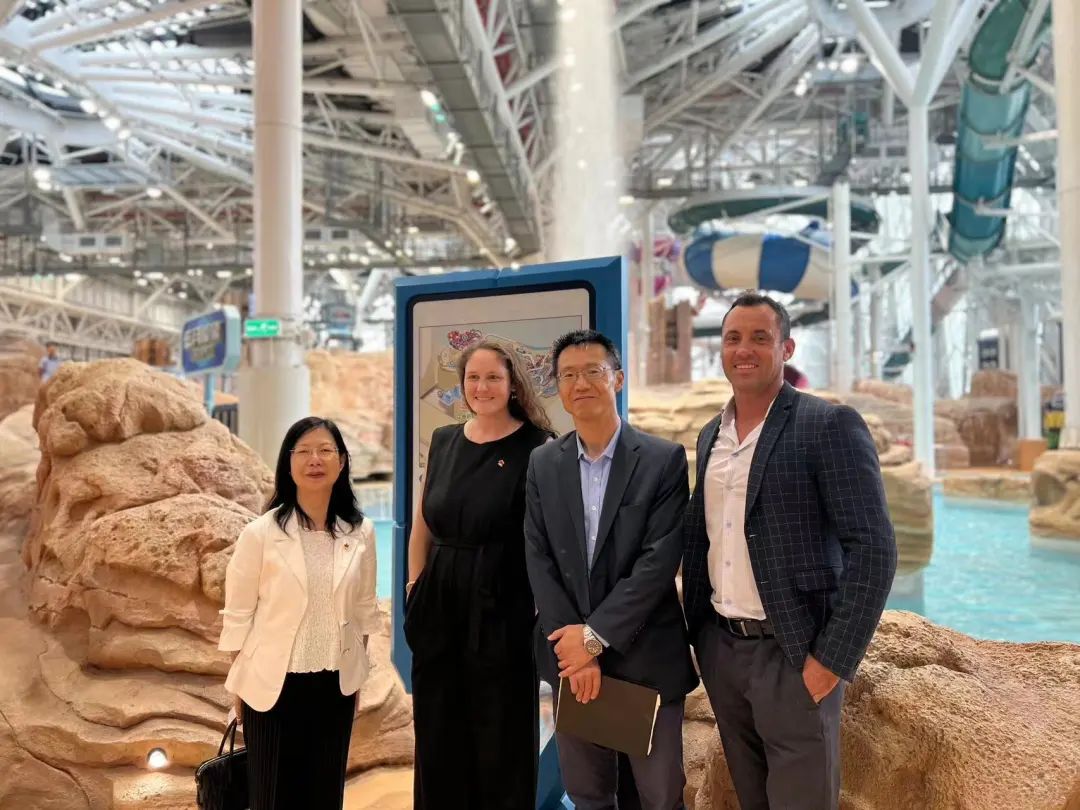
[524,422,698,704]
[682,383,898,682]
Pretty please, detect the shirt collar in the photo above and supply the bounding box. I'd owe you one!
[576,417,622,462]
[721,392,780,428]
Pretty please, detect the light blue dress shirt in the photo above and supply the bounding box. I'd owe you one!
[577,418,622,572]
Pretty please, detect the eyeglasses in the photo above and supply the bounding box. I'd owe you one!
[556,365,614,386]
[291,446,340,460]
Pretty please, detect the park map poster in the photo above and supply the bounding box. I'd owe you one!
[410,287,590,517]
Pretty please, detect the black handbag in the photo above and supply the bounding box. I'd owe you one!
[195,718,249,810]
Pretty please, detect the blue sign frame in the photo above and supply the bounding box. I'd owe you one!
[181,307,241,376]
[392,256,627,810]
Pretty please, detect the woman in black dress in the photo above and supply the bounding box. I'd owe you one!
[405,339,555,809]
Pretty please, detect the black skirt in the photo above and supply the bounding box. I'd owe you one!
[241,670,356,810]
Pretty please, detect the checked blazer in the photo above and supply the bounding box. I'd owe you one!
[682,382,897,682]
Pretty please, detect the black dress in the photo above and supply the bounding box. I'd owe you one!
[405,421,550,809]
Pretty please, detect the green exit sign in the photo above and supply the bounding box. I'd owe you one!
[244,318,282,339]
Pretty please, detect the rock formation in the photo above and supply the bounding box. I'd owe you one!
[1030,450,1080,541]
[0,404,38,541]
[0,358,413,808]
[943,470,1031,503]
[691,611,1080,810]
[308,349,394,480]
[0,336,43,422]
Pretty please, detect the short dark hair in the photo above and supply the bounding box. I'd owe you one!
[550,329,622,377]
[267,416,363,539]
[720,293,791,341]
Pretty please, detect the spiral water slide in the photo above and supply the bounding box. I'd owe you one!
[947,0,1053,260]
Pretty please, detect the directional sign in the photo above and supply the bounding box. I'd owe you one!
[244,318,282,339]
[181,306,241,375]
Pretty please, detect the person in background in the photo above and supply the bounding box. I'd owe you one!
[405,339,555,809]
[682,293,897,810]
[219,416,378,810]
[525,329,696,810]
[39,342,62,381]
[782,363,810,389]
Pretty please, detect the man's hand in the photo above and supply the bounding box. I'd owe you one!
[549,624,593,676]
[567,659,602,704]
[802,654,840,704]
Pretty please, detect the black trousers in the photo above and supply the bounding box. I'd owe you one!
[241,670,357,810]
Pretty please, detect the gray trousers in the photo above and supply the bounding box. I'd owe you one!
[553,694,686,810]
[696,621,844,810]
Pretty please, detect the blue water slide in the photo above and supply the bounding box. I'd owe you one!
[948,0,1052,261]
[681,223,857,301]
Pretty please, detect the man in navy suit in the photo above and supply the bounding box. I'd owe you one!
[682,293,897,810]
[525,329,696,810]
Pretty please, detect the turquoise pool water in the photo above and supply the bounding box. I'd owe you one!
[887,491,1080,644]
[373,493,1080,644]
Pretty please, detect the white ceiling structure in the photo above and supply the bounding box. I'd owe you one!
[0,0,1064,357]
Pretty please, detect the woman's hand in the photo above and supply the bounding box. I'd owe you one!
[233,694,243,726]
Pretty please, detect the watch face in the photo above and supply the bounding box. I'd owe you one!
[585,638,603,656]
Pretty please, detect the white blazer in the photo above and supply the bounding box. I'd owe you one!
[218,510,379,712]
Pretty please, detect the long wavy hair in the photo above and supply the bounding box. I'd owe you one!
[266,416,363,539]
[457,340,555,434]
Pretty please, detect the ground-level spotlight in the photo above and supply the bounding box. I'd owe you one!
[147,748,169,769]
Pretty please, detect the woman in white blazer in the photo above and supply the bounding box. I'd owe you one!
[219,416,378,810]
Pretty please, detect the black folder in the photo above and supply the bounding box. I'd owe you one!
[554,675,661,758]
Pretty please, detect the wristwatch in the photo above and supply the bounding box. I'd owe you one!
[583,625,603,658]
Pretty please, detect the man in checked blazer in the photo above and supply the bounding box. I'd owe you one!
[682,292,897,810]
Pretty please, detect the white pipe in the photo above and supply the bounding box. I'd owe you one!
[162,186,233,240]
[1052,0,1080,448]
[912,0,959,105]
[847,0,915,106]
[638,207,654,385]
[239,0,310,467]
[832,180,853,393]
[1018,292,1043,439]
[908,104,936,476]
[869,265,882,378]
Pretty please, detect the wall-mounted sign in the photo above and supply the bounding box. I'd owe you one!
[181,306,241,375]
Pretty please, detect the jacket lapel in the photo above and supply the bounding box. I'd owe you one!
[275,513,308,594]
[557,434,591,608]
[695,415,723,487]
[745,383,796,515]
[332,518,364,594]
[591,424,641,570]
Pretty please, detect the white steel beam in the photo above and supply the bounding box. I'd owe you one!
[30,0,222,53]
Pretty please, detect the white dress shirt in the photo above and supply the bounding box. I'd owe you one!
[703,398,774,620]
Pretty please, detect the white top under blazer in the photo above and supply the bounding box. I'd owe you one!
[218,510,379,712]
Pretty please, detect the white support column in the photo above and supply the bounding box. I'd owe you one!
[908,104,936,476]
[832,179,853,392]
[638,208,655,385]
[869,264,882,379]
[1018,291,1042,439]
[237,0,311,466]
[1052,0,1080,448]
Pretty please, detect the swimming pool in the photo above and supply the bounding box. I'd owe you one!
[374,492,1080,644]
[887,490,1080,644]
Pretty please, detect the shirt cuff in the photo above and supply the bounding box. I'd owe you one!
[585,624,609,648]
